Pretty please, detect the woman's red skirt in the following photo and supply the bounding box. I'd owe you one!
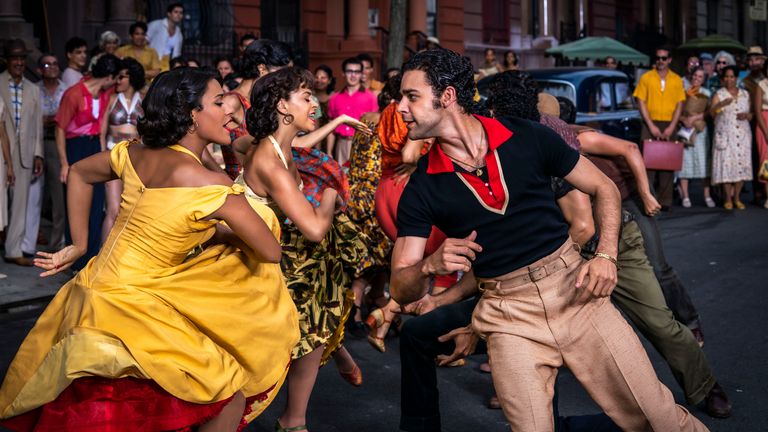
[375,171,458,288]
[0,377,253,432]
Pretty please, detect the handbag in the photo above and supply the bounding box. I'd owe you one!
[759,160,768,181]
[642,139,684,171]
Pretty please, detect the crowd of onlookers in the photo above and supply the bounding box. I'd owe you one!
[476,45,768,211]
[632,46,768,211]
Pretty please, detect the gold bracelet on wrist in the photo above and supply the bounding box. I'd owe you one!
[592,252,619,269]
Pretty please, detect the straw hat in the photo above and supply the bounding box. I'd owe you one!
[537,93,560,118]
[746,46,766,58]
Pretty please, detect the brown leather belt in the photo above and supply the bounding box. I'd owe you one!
[477,244,582,293]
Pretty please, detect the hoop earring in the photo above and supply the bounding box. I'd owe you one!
[188,120,199,135]
[282,114,294,125]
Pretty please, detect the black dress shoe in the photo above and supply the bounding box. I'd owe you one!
[705,382,732,418]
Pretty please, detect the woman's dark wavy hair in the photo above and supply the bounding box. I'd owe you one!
[314,64,336,94]
[402,49,475,114]
[240,39,294,80]
[485,70,540,121]
[720,65,740,81]
[246,66,314,143]
[137,68,217,148]
[378,74,402,111]
[119,57,145,92]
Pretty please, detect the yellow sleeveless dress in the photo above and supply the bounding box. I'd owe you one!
[0,141,299,424]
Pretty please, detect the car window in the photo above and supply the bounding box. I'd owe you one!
[615,81,633,110]
[590,78,635,112]
[538,81,577,106]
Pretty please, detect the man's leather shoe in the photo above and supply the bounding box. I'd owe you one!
[4,256,34,267]
[705,382,732,418]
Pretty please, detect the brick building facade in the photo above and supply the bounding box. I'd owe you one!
[2,0,768,79]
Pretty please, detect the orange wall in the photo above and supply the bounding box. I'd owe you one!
[230,0,463,79]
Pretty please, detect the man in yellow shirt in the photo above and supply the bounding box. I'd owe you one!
[116,22,162,85]
[634,46,686,209]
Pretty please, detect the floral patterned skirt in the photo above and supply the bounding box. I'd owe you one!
[347,127,393,275]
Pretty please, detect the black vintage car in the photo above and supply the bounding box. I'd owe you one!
[477,67,642,143]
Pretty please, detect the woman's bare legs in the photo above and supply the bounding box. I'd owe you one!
[278,346,325,430]
[350,278,368,323]
[102,179,123,242]
[723,183,734,204]
[332,345,358,374]
[734,181,745,204]
[679,178,690,200]
[199,391,245,432]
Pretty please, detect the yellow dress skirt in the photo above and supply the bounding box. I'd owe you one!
[0,141,299,431]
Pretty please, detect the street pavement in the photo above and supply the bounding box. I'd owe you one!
[0,203,766,431]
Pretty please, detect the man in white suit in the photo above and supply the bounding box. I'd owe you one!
[1,39,44,266]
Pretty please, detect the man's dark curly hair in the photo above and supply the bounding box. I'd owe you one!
[246,67,314,143]
[91,54,121,79]
[401,49,475,113]
[378,74,402,111]
[120,57,145,92]
[240,39,294,79]
[485,70,540,121]
[137,68,216,148]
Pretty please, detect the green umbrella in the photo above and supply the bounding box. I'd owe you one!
[546,36,649,64]
[677,34,747,53]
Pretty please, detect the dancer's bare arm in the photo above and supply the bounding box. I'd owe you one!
[292,114,372,148]
[35,151,117,275]
[577,131,661,215]
[391,231,481,305]
[398,270,478,316]
[247,158,337,242]
[557,189,595,247]
[563,156,621,297]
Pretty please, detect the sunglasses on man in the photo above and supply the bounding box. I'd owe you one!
[655,56,669,61]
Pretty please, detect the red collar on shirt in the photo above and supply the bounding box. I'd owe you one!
[426,115,514,174]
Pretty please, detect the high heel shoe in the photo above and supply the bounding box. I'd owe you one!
[365,308,391,353]
[338,363,363,386]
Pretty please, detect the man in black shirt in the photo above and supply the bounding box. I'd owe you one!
[390,49,708,431]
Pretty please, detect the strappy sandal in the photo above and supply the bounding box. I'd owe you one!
[275,420,308,431]
[365,308,391,353]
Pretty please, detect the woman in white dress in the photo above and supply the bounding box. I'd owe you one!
[679,68,715,208]
[710,65,753,209]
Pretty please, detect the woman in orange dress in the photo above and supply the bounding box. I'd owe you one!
[369,77,458,352]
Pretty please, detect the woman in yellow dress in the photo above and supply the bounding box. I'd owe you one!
[0,68,299,431]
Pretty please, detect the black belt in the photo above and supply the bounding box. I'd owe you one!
[581,209,634,255]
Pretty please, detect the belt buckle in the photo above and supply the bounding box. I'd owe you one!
[477,280,487,293]
[528,266,547,282]
[477,280,499,294]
